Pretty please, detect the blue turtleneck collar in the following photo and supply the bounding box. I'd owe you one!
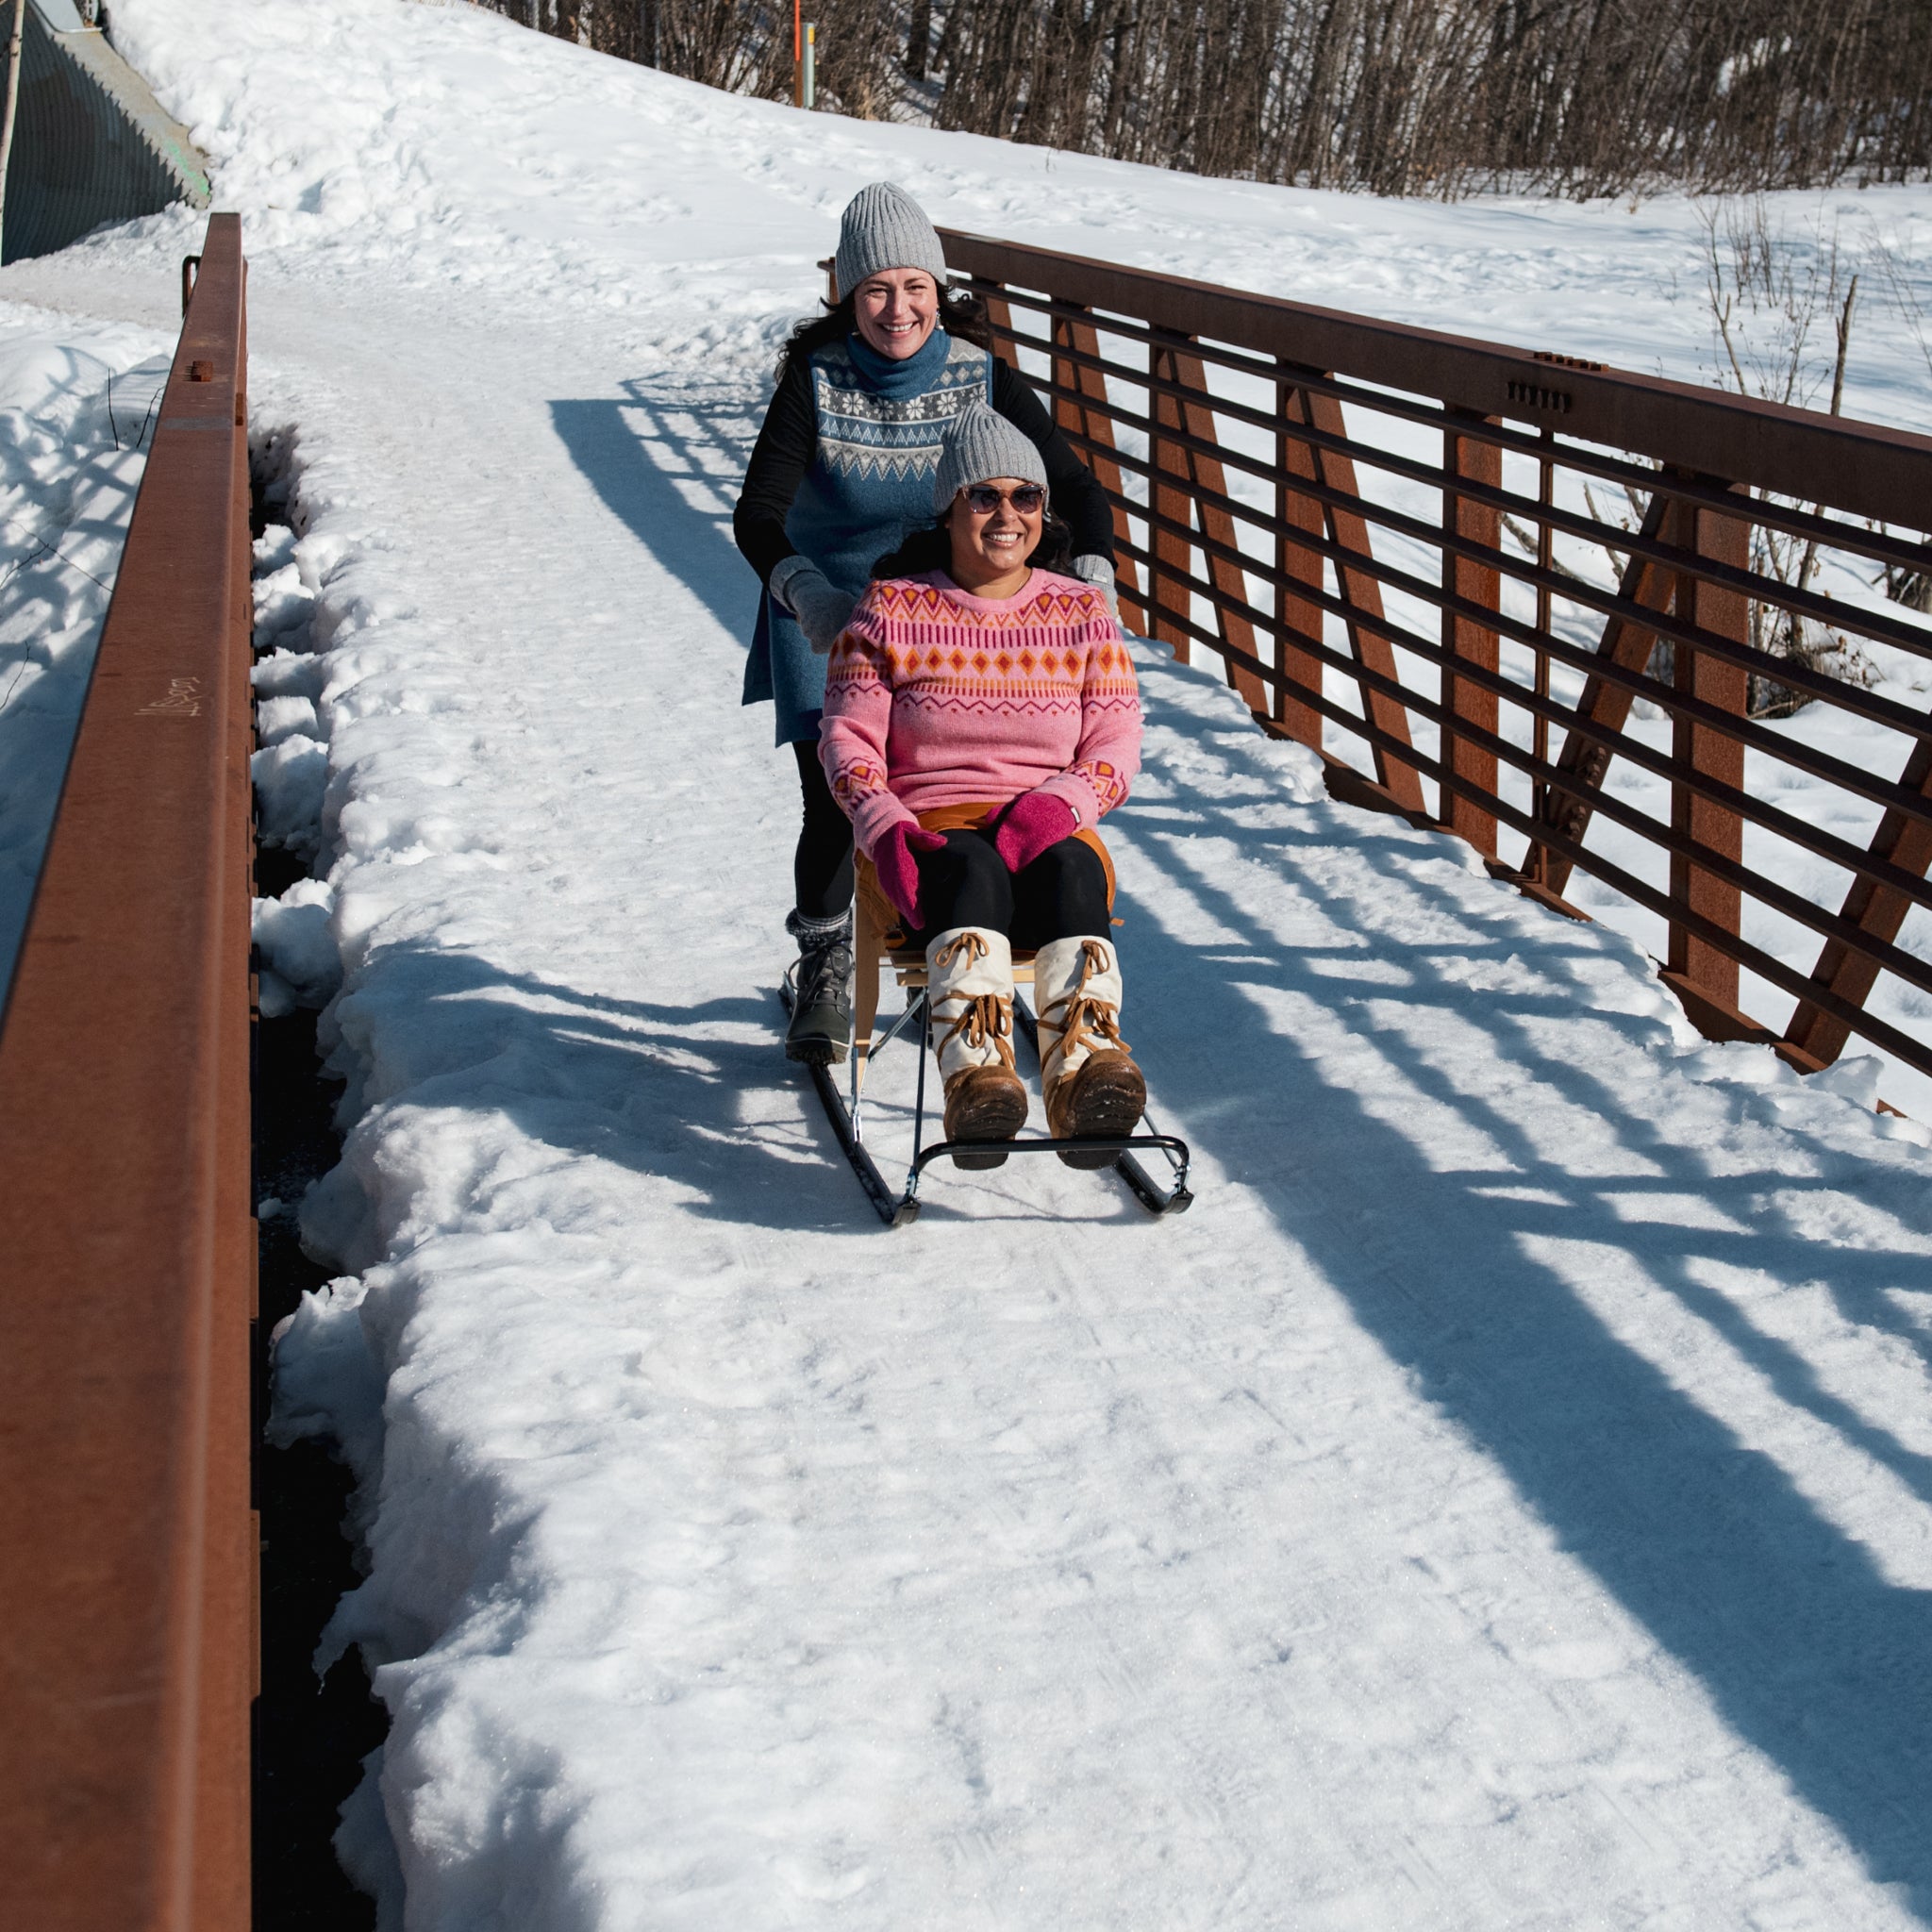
[845,325,954,398]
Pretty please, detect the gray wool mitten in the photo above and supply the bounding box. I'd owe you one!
[771,555,857,656]
[1071,553,1121,621]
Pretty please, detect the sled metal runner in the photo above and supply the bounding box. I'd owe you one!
[781,979,1192,1226]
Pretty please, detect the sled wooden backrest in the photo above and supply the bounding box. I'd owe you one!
[941,227,1932,1092]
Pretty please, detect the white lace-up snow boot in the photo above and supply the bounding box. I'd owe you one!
[925,925,1027,1168]
[1033,935,1145,1167]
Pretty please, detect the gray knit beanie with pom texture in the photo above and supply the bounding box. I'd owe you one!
[835,181,948,296]
[932,405,1049,514]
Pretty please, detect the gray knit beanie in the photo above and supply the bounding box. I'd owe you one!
[932,404,1049,513]
[835,181,948,296]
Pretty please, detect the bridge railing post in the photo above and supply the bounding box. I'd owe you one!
[1271,357,1325,750]
[1661,482,1750,1026]
[1442,407,1503,855]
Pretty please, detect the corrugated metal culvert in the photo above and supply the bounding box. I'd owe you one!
[5,0,208,265]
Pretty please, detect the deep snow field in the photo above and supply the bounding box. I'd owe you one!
[8,1,1932,1925]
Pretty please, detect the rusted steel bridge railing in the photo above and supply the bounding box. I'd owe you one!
[941,228,1932,1086]
[0,213,253,1931]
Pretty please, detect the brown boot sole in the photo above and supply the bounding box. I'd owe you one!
[785,1036,848,1067]
[1049,1052,1147,1168]
[944,1066,1029,1169]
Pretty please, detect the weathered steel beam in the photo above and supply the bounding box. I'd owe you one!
[0,211,252,1932]
[941,227,1932,527]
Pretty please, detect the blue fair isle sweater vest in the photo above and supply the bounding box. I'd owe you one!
[744,328,992,743]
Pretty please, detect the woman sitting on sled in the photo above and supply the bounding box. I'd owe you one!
[818,405,1144,1165]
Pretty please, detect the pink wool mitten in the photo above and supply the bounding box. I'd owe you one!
[873,822,947,930]
[993,791,1078,874]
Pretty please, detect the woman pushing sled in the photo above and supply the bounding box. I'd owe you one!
[732,180,1120,1067]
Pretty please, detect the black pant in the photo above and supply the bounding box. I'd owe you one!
[792,741,855,921]
[903,825,1109,951]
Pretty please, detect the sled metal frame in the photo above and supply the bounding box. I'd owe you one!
[784,972,1192,1228]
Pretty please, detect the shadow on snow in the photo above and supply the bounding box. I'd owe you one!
[1116,664,1932,1916]
[547,375,762,646]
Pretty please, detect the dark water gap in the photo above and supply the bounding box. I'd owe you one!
[250,469,384,1929]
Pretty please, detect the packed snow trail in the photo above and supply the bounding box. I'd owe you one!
[8,2,1932,1924]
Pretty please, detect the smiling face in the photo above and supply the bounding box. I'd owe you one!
[851,268,941,360]
[944,477,1045,596]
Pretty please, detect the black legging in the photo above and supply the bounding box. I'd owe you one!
[902,825,1109,951]
[791,746,1110,944]
[792,740,855,921]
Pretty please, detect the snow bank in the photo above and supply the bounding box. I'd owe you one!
[8,0,1932,1924]
[0,308,171,1005]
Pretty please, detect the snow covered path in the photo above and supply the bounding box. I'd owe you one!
[9,2,1932,1924]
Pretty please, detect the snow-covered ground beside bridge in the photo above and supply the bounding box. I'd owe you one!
[0,312,170,1000]
[7,0,1932,1924]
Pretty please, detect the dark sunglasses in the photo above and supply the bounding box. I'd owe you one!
[961,483,1045,514]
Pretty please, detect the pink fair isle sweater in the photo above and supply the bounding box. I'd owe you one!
[819,568,1142,858]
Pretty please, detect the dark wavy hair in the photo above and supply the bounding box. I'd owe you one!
[777,283,993,382]
[871,510,1073,583]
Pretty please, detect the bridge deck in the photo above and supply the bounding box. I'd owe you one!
[5,1,1932,1923]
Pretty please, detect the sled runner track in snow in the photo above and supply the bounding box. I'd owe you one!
[939,228,1932,1098]
[0,215,253,1931]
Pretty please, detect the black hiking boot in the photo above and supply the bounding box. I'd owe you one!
[785,908,854,1066]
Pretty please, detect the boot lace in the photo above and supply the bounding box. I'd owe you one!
[796,935,854,1011]
[1040,939,1128,1074]
[932,930,988,974]
[931,931,1016,1071]
[936,994,1016,1071]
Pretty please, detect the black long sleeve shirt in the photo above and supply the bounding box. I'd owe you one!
[732,349,1118,587]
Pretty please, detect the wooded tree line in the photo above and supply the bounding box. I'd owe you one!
[508,0,1932,198]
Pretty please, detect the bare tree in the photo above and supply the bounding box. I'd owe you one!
[472,0,1932,202]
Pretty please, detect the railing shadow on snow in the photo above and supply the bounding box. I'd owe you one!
[547,375,763,648]
[1111,657,1932,1916]
[0,353,155,992]
[318,941,891,1246]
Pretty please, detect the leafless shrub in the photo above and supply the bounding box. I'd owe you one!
[1874,554,1932,613]
[1698,200,1876,716]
